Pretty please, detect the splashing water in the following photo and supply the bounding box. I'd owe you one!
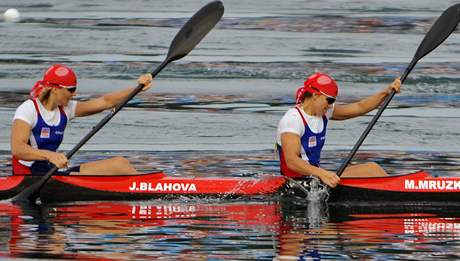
[284,176,330,202]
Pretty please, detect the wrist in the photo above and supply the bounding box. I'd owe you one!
[40,150,52,161]
[310,167,325,178]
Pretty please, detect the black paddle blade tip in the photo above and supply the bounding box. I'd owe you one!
[165,1,224,62]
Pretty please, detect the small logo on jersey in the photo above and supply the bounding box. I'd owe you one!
[40,127,50,139]
[55,131,64,135]
[308,136,317,148]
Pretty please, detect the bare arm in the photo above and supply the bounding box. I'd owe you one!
[332,78,401,120]
[11,119,68,168]
[281,132,340,187]
[75,74,153,117]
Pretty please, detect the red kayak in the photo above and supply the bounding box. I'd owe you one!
[1,171,459,203]
[0,172,286,203]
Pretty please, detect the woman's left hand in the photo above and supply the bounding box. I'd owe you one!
[386,77,401,94]
[138,73,153,91]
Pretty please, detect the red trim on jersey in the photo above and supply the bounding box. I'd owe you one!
[31,98,65,117]
[294,106,307,125]
[279,146,304,178]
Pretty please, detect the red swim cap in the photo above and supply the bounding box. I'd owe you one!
[43,64,77,88]
[30,64,77,98]
[295,72,338,104]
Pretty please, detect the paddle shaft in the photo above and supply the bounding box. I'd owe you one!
[64,63,166,160]
[336,60,415,177]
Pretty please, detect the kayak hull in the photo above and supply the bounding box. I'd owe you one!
[0,172,286,203]
[1,171,459,204]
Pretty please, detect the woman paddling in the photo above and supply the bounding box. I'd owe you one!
[276,72,401,188]
[11,64,152,176]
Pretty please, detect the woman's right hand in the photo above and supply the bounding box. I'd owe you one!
[317,169,340,188]
[44,151,69,169]
[138,73,153,92]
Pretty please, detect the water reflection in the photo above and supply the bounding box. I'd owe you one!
[1,200,282,260]
[277,201,460,260]
[1,199,460,260]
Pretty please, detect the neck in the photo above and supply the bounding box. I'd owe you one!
[40,97,58,111]
[300,100,316,116]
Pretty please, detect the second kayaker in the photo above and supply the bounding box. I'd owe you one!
[276,72,401,188]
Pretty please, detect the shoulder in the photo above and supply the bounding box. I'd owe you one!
[325,104,335,119]
[13,100,37,125]
[282,108,302,120]
[15,100,36,116]
[63,100,78,120]
[17,99,35,110]
[279,108,304,126]
[278,107,305,136]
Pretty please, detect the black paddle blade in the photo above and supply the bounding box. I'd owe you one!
[413,4,460,63]
[165,1,224,62]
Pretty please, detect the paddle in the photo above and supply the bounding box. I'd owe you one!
[12,1,224,204]
[336,3,460,177]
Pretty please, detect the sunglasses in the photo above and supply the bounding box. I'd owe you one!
[311,86,336,104]
[326,97,336,105]
[65,87,77,94]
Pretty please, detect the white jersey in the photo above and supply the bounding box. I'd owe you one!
[276,105,334,145]
[12,99,77,167]
[13,99,77,128]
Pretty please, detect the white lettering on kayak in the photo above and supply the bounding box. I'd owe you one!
[129,182,197,192]
[405,180,415,189]
[404,179,460,191]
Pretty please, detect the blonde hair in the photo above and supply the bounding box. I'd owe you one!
[37,86,52,101]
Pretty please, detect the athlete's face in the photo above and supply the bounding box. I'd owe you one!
[311,94,334,116]
[56,87,76,106]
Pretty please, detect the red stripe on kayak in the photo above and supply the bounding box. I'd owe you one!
[51,173,286,195]
[339,171,460,192]
[52,172,166,192]
[0,176,25,190]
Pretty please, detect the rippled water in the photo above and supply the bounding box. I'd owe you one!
[1,0,460,259]
[1,199,460,260]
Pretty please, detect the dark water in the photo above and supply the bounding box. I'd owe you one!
[1,0,460,259]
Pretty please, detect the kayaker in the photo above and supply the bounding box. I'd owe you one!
[10,64,152,176]
[276,72,401,188]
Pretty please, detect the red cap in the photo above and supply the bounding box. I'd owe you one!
[295,72,338,104]
[43,64,77,87]
[30,64,77,98]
